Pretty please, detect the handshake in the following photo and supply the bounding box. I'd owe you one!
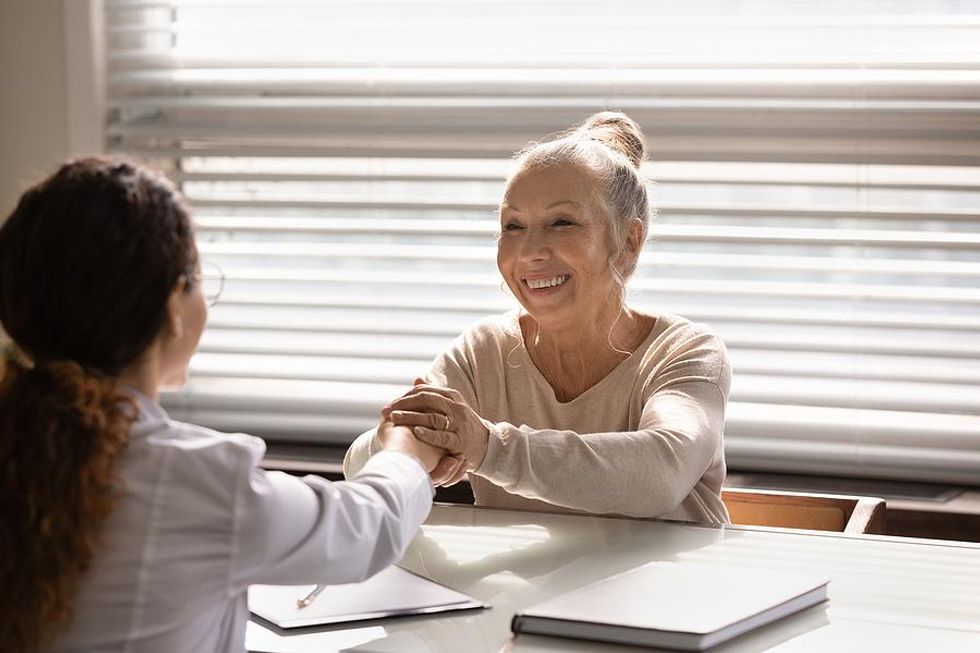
[375,377,489,487]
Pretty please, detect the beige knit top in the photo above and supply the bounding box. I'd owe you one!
[344,310,732,524]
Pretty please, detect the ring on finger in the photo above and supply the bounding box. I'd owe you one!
[442,414,452,431]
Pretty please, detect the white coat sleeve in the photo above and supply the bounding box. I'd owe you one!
[229,448,434,590]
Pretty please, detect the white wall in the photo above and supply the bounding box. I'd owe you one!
[0,0,72,216]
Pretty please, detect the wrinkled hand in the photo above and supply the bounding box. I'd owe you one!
[427,452,468,487]
[382,378,490,479]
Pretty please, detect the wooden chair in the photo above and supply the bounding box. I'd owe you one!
[722,487,886,535]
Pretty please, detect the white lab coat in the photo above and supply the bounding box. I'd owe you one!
[49,391,433,653]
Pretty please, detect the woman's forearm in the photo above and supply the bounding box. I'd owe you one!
[474,383,726,518]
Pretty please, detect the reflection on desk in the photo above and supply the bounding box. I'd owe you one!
[249,502,980,653]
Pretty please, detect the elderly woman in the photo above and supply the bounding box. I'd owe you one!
[344,112,731,523]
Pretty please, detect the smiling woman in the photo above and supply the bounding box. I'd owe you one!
[344,112,732,523]
[104,0,980,488]
[496,124,653,402]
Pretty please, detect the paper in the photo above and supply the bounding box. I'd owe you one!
[249,566,485,629]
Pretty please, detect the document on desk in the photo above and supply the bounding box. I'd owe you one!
[511,561,828,651]
[249,565,486,629]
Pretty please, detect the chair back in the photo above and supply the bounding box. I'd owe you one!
[722,488,886,534]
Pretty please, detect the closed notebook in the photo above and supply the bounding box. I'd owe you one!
[511,561,828,651]
[249,566,485,629]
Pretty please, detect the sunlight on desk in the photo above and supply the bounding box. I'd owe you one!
[249,506,980,653]
[419,524,551,563]
[675,531,980,632]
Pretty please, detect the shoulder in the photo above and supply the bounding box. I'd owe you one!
[652,313,725,350]
[440,311,520,361]
[637,313,731,385]
[132,417,266,487]
[460,311,519,346]
[115,416,271,536]
[426,311,520,406]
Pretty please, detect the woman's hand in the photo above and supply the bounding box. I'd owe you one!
[382,379,490,473]
[428,453,468,487]
[375,420,445,473]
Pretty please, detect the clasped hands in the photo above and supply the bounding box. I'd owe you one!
[380,378,489,486]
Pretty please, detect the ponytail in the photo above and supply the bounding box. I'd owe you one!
[0,357,136,651]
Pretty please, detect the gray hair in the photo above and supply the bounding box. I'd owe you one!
[507,112,654,286]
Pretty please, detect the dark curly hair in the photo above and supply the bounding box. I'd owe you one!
[0,157,195,651]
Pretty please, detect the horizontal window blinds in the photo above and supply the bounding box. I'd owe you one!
[104,0,980,485]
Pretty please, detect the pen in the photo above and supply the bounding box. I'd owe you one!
[296,584,326,609]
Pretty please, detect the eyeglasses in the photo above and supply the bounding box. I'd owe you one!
[196,259,225,307]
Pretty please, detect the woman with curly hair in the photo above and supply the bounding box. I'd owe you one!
[0,157,442,652]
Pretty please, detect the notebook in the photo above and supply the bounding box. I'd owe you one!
[249,565,486,629]
[511,561,828,651]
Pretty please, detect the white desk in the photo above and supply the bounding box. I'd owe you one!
[249,503,980,653]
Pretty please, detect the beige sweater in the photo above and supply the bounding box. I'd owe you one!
[344,310,732,524]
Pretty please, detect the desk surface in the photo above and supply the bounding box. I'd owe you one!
[249,503,980,653]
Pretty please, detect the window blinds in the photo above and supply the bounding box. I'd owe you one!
[104,0,980,485]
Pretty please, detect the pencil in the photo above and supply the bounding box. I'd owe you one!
[296,583,326,609]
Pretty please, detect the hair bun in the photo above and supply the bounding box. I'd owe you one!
[577,111,646,168]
